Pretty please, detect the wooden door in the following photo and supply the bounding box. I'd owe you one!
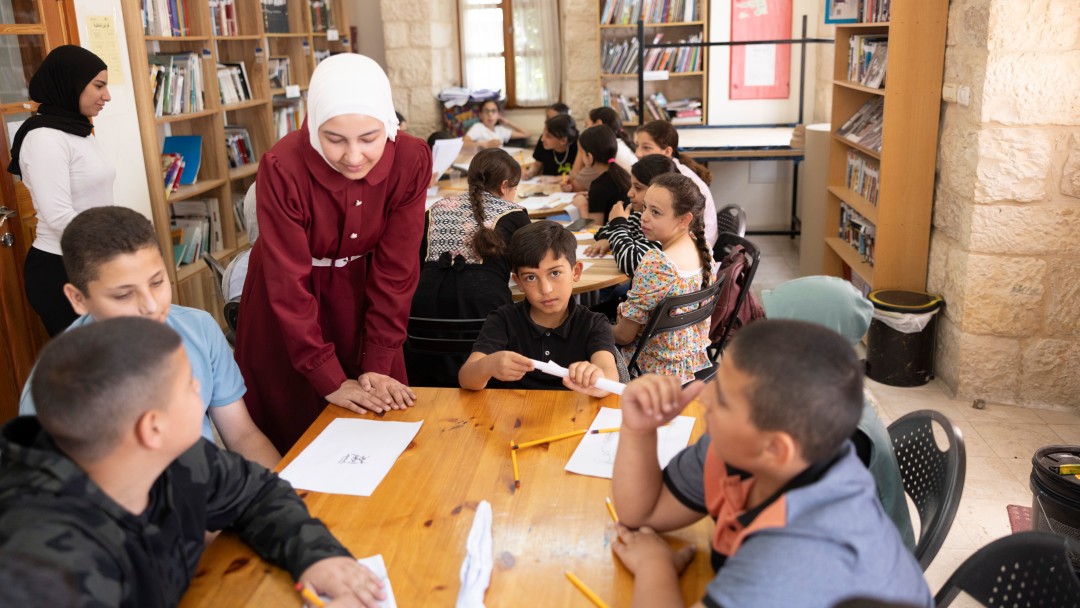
[0,0,78,421]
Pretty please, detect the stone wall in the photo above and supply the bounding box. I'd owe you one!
[561,0,601,117]
[928,0,1080,409]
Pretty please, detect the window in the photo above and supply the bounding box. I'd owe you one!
[458,0,561,107]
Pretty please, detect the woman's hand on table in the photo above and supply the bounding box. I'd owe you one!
[298,557,385,608]
[584,239,610,258]
[359,372,417,410]
[325,379,398,415]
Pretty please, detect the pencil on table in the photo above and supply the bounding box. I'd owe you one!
[513,429,587,450]
[295,583,326,608]
[589,427,621,434]
[510,441,520,488]
[565,571,610,608]
[605,497,619,524]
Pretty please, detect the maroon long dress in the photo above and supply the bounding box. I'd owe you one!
[236,122,432,452]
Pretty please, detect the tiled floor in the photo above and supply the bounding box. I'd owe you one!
[751,234,1073,604]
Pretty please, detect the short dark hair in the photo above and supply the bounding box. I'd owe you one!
[543,114,578,145]
[427,130,455,148]
[509,220,577,272]
[61,206,160,293]
[31,317,184,461]
[726,319,864,463]
[630,154,678,185]
[548,102,570,115]
[395,111,406,123]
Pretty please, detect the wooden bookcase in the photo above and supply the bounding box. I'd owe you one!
[119,0,350,325]
[597,0,709,127]
[822,1,947,292]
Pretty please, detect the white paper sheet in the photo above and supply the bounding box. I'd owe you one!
[744,45,777,87]
[573,232,594,241]
[518,192,576,211]
[565,407,695,479]
[577,244,614,260]
[279,419,422,496]
[302,555,398,608]
[432,137,465,180]
[456,500,493,608]
[530,359,625,395]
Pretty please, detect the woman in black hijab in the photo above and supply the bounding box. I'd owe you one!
[9,45,115,336]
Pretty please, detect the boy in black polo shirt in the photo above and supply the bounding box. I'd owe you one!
[460,221,621,396]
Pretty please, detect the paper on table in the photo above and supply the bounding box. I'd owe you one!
[576,244,614,260]
[279,419,422,496]
[565,407,695,479]
[301,555,398,608]
[432,137,465,180]
[573,232,594,241]
[456,500,493,608]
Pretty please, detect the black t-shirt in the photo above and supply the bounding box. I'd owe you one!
[587,170,631,218]
[472,298,617,390]
[532,139,577,176]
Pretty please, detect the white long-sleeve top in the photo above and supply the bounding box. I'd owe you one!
[673,157,718,250]
[19,128,116,255]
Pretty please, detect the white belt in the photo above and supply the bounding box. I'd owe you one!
[311,254,364,268]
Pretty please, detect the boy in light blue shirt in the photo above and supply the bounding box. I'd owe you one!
[19,206,280,469]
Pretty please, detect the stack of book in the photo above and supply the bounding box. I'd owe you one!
[209,0,237,36]
[601,37,639,75]
[601,0,698,25]
[262,0,289,33]
[224,126,255,168]
[641,33,703,73]
[142,0,191,36]
[217,62,252,105]
[858,0,890,23]
[309,0,335,33]
[170,199,224,269]
[601,89,639,125]
[666,98,702,125]
[643,92,669,122]
[847,35,888,88]
[268,57,291,89]
[161,153,185,196]
[836,97,884,153]
[149,53,205,117]
[839,203,876,265]
[273,98,306,138]
[845,150,880,206]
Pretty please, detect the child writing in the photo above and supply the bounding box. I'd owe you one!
[18,206,280,469]
[613,173,713,382]
[610,320,931,607]
[524,114,578,179]
[0,317,387,606]
[635,120,718,249]
[459,221,620,396]
[463,99,529,150]
[566,106,637,191]
[572,125,632,226]
[408,148,531,387]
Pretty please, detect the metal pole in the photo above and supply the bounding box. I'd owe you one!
[637,19,645,124]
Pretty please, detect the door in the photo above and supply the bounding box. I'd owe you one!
[0,0,78,421]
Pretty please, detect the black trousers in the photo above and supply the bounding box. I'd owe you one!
[24,247,78,336]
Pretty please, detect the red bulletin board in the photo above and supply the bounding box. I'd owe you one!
[730,0,792,100]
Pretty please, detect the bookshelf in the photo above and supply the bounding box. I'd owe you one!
[822,0,947,294]
[597,0,708,127]
[121,0,350,326]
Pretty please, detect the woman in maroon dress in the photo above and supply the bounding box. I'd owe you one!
[236,54,433,452]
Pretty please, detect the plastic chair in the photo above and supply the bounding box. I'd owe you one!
[887,409,966,571]
[405,317,487,355]
[625,277,724,379]
[716,204,747,239]
[935,532,1080,607]
[707,233,761,360]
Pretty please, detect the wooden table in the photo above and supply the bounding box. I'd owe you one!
[180,388,713,607]
[436,176,573,219]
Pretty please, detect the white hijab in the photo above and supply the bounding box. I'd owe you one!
[306,53,399,170]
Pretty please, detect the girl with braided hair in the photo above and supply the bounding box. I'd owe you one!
[612,173,714,383]
[407,148,530,386]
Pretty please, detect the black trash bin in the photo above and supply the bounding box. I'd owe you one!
[865,290,943,387]
[1031,445,1080,568]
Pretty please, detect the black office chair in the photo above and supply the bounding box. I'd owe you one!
[707,233,761,360]
[201,251,235,344]
[887,409,966,571]
[223,300,240,336]
[625,277,724,381]
[935,532,1080,607]
[405,317,487,355]
[716,204,747,240]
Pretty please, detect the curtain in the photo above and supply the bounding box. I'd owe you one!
[460,0,507,95]
[511,0,561,106]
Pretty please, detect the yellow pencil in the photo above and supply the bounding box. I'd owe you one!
[510,441,521,488]
[295,583,327,608]
[565,571,610,608]
[513,429,587,450]
[589,427,621,434]
[604,497,619,524]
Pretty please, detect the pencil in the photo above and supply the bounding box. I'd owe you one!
[513,429,587,450]
[295,583,326,608]
[565,571,610,608]
[605,497,619,524]
[510,440,520,488]
[589,427,621,434]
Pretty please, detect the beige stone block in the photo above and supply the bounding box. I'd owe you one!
[942,47,987,119]
[431,21,455,49]
[932,184,972,246]
[385,48,433,88]
[960,254,1047,336]
[563,0,598,19]
[926,230,956,322]
[382,21,409,50]
[564,81,601,118]
[943,240,970,325]
[1046,258,1080,336]
[947,0,990,49]
[379,0,428,22]
[982,52,1080,126]
[937,110,979,197]
[1062,133,1080,199]
[1021,339,1080,408]
[974,128,1053,203]
[968,204,1080,255]
[953,331,1022,405]
[934,314,961,393]
[988,0,1080,53]
[410,24,431,47]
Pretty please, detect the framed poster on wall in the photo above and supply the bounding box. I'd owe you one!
[730,0,792,100]
[825,0,860,24]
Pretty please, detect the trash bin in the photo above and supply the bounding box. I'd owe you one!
[865,290,943,387]
[1030,445,1080,568]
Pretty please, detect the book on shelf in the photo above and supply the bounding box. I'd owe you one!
[267,57,291,89]
[171,198,224,255]
[836,97,884,153]
[857,0,890,23]
[601,0,698,25]
[847,35,888,88]
[208,0,237,36]
[148,53,205,117]
[162,135,203,186]
[845,150,880,206]
[224,126,255,168]
[602,88,639,125]
[142,0,192,36]
[310,0,335,33]
[601,37,639,75]
[161,153,185,196]
[839,203,876,265]
[273,97,306,138]
[261,0,289,33]
[217,62,253,105]
[232,192,247,234]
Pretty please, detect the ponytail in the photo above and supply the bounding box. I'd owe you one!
[580,124,631,194]
[466,148,522,260]
[650,172,711,288]
[637,120,712,185]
